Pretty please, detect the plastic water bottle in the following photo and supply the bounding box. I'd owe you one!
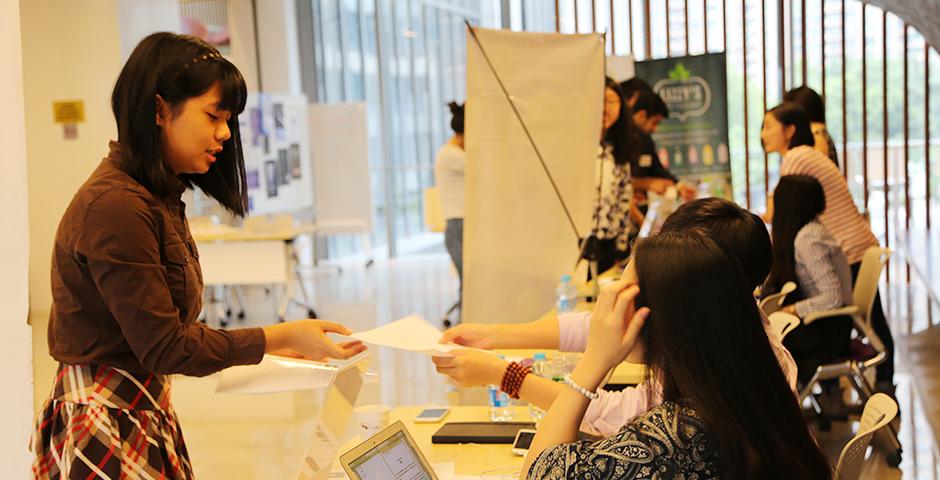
[489,356,514,422]
[556,275,577,313]
[488,385,514,422]
[528,353,548,423]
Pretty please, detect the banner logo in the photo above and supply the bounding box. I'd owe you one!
[652,63,711,122]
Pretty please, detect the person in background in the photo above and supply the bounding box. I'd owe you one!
[763,175,854,416]
[31,32,365,479]
[434,101,466,327]
[584,77,643,274]
[784,85,839,167]
[620,77,651,108]
[432,198,797,437]
[522,231,831,479]
[762,102,895,397]
[630,89,697,202]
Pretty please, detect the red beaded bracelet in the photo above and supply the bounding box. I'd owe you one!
[500,362,531,399]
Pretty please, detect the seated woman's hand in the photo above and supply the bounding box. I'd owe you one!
[582,281,649,373]
[432,350,509,387]
[439,323,496,349]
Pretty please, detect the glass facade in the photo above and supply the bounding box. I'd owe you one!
[306,0,939,256]
[306,0,497,256]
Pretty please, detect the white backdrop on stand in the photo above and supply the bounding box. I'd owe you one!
[463,28,604,325]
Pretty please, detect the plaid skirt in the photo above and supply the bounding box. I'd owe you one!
[31,364,194,479]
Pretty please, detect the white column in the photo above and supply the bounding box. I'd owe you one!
[1,0,37,474]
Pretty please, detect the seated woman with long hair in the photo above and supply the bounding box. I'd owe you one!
[522,231,831,479]
[763,175,854,404]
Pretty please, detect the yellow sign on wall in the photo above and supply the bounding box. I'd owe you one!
[53,101,85,124]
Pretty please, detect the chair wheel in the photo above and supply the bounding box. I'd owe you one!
[237,311,245,320]
[307,309,317,319]
[442,319,452,329]
[220,320,229,328]
[225,309,233,318]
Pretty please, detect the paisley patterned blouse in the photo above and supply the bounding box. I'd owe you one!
[592,144,634,252]
[527,401,720,479]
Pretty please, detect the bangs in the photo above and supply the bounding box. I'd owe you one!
[211,60,248,114]
[181,58,248,115]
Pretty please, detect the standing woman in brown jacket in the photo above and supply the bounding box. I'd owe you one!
[30,32,365,479]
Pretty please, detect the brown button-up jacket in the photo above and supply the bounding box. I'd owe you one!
[48,142,265,376]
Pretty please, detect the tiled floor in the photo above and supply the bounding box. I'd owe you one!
[29,236,939,478]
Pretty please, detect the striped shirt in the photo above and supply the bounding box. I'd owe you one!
[434,143,466,220]
[780,145,878,265]
[793,220,854,318]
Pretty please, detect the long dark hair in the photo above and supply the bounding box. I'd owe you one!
[762,175,827,301]
[111,32,249,215]
[447,101,464,134]
[635,231,832,479]
[660,197,771,289]
[603,77,641,166]
[767,102,815,150]
[783,85,826,124]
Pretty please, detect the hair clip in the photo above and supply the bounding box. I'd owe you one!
[180,52,224,71]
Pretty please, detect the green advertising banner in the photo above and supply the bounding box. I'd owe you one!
[634,52,731,199]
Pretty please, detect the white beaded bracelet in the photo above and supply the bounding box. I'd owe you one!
[563,374,599,400]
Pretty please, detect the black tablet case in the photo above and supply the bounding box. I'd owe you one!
[431,422,536,444]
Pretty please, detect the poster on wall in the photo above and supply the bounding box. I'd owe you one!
[238,93,314,214]
[634,52,732,199]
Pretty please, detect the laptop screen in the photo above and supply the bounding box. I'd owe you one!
[348,430,434,480]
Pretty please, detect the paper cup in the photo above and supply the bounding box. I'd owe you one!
[354,404,391,439]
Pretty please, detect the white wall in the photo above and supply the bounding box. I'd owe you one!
[21,0,123,316]
[227,0,261,92]
[2,0,37,474]
[21,0,180,317]
[228,0,302,94]
[116,0,181,59]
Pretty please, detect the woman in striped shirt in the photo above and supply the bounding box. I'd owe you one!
[762,102,895,395]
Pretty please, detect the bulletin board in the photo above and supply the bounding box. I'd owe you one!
[238,93,314,215]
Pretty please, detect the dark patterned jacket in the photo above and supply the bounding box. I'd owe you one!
[527,401,720,479]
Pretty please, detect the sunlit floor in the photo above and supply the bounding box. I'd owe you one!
[29,237,938,478]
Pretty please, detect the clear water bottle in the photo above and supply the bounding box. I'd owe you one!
[489,355,514,422]
[556,275,577,313]
[528,353,548,423]
[488,385,514,422]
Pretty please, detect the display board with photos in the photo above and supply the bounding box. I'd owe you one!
[238,93,314,215]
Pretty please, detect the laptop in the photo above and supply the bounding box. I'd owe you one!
[340,420,438,480]
[297,351,372,480]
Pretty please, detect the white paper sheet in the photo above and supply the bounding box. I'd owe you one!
[215,354,375,394]
[351,315,484,357]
